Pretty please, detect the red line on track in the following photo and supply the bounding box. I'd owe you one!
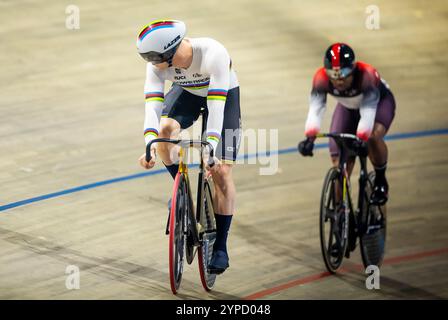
[243,247,448,300]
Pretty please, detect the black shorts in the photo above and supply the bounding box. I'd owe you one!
[162,84,242,162]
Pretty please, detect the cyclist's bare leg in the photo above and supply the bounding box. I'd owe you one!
[367,122,389,204]
[210,163,235,215]
[157,118,181,166]
[208,163,235,272]
[367,122,388,167]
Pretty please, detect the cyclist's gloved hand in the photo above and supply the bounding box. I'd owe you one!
[298,137,315,157]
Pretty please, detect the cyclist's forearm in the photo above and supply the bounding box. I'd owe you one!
[205,94,226,152]
[304,92,326,137]
[143,64,165,145]
[356,87,379,141]
[143,98,164,145]
[357,105,376,141]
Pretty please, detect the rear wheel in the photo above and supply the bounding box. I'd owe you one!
[320,167,348,273]
[168,173,187,294]
[198,178,217,291]
[360,172,387,268]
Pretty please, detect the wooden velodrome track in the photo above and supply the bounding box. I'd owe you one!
[1,0,447,300]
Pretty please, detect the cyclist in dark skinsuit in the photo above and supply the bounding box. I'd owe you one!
[298,43,396,205]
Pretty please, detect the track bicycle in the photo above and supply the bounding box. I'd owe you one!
[315,133,387,273]
[145,109,217,294]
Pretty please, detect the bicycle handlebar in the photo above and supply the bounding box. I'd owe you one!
[145,138,215,168]
[316,133,363,142]
[316,133,368,156]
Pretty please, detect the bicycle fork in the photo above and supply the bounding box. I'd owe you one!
[165,148,200,247]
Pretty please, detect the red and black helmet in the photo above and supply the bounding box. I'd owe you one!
[324,43,356,79]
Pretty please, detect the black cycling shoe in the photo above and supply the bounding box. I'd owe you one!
[370,183,388,205]
[208,250,229,274]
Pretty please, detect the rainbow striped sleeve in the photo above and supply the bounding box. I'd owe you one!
[144,128,159,139]
[206,132,221,144]
[145,91,164,103]
[207,89,228,102]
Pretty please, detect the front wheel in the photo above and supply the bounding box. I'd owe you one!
[198,178,217,291]
[168,173,188,294]
[320,167,348,273]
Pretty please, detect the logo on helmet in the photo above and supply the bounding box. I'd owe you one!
[164,35,181,50]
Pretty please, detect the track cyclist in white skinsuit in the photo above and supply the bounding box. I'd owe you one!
[137,20,242,274]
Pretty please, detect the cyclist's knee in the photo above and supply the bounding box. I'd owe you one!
[212,164,234,193]
[156,142,171,158]
[213,164,232,181]
[157,120,181,159]
[159,118,180,139]
[218,163,233,175]
[367,134,384,150]
[368,123,386,143]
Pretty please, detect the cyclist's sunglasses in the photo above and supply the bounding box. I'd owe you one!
[139,45,179,65]
[326,67,354,80]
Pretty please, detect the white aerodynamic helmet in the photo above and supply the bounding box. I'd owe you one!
[136,19,186,65]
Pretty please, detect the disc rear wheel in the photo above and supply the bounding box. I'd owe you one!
[360,172,387,268]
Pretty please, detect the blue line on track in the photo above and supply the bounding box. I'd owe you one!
[1,128,447,212]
